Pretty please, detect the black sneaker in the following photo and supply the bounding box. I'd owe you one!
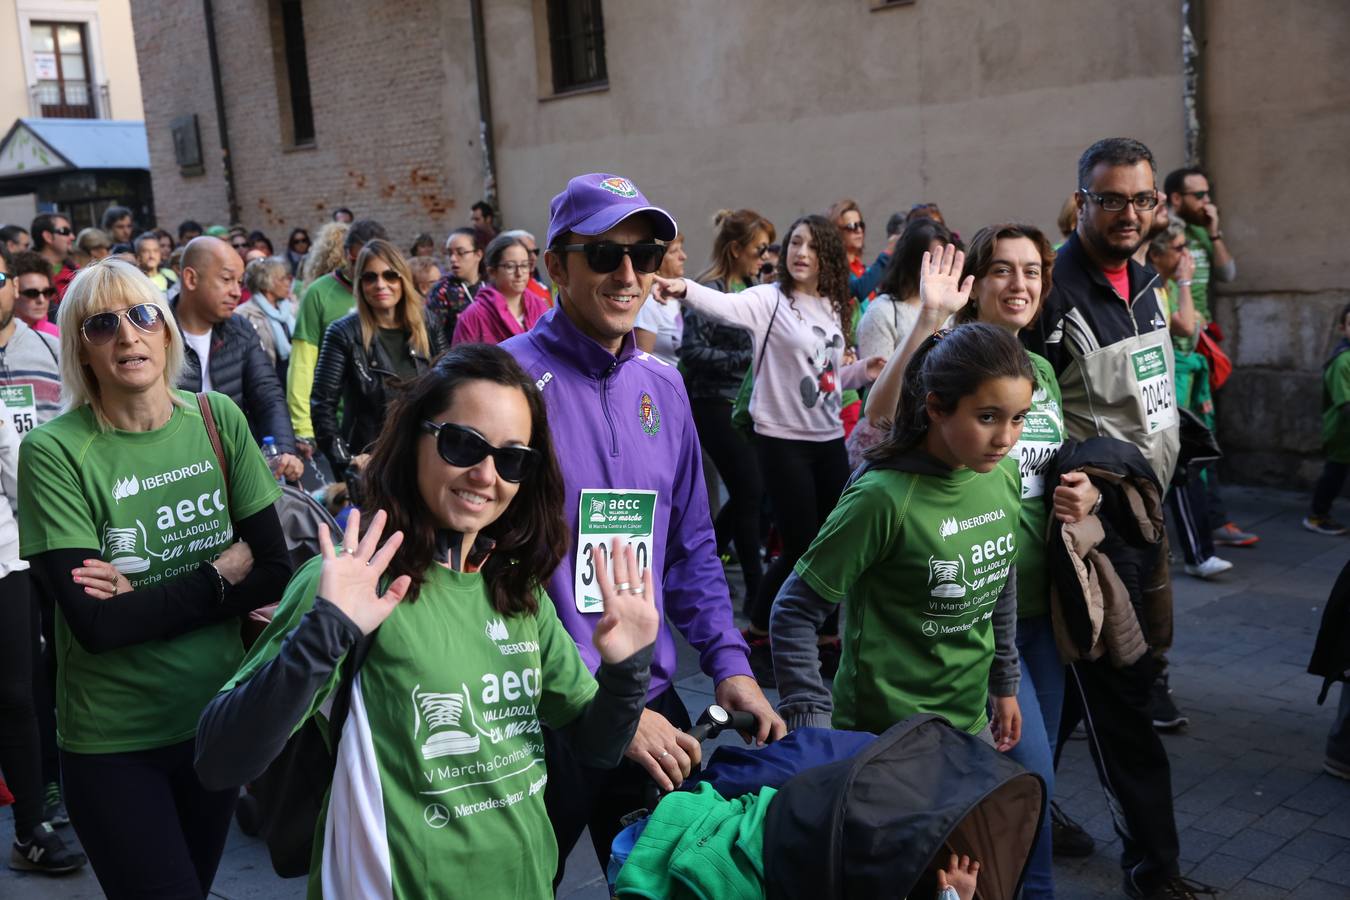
[1149,676,1189,731]
[1050,802,1095,857]
[1123,873,1217,899]
[9,822,86,875]
[41,782,69,828]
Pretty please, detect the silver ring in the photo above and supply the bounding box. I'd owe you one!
[657,750,670,761]
[629,584,645,595]
[616,582,631,593]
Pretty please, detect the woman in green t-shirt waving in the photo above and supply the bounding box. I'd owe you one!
[197,345,659,900]
[17,258,292,899]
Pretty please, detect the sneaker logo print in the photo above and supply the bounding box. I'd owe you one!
[928,556,967,599]
[413,684,481,759]
[101,523,152,574]
[588,498,607,523]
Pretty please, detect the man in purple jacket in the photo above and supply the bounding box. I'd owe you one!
[501,173,785,881]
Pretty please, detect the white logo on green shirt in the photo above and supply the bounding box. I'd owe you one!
[928,556,967,598]
[112,475,140,503]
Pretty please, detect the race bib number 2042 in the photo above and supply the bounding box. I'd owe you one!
[1131,345,1178,435]
[573,489,657,613]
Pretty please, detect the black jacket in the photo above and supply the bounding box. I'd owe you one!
[173,304,295,453]
[1025,230,1164,376]
[679,279,754,402]
[311,312,447,471]
[1310,558,1350,703]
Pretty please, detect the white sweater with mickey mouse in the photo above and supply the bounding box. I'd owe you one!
[680,281,868,442]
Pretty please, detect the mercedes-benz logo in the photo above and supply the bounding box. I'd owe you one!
[424,803,450,829]
[921,620,939,637]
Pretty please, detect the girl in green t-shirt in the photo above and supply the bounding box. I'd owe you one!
[197,345,660,900]
[772,317,1033,748]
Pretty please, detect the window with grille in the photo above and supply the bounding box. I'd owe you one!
[278,0,315,145]
[30,22,95,118]
[546,0,608,93]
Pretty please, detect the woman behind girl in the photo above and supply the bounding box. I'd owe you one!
[196,346,659,899]
[651,215,885,667]
[678,209,775,608]
[311,239,447,478]
[18,259,291,897]
[769,321,1028,750]
[451,233,550,346]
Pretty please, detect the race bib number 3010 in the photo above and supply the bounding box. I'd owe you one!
[573,489,657,613]
[1131,346,1178,435]
[0,385,37,435]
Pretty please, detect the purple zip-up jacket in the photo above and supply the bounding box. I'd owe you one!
[501,307,752,699]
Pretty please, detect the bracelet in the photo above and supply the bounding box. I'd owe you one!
[1177,280,1193,287]
[1090,492,1105,516]
[1210,231,1224,241]
[207,561,228,604]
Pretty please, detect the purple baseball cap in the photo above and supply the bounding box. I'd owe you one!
[545,173,678,249]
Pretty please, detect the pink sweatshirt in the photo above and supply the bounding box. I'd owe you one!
[680,281,868,441]
[449,284,550,346]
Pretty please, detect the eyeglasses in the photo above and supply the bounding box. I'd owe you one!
[231,241,249,250]
[753,243,771,257]
[558,241,667,275]
[51,227,74,237]
[420,421,538,483]
[79,303,166,345]
[839,221,866,233]
[18,287,57,300]
[0,273,8,289]
[360,269,400,285]
[1182,190,1210,200]
[447,247,480,259]
[1079,190,1159,212]
[492,262,532,275]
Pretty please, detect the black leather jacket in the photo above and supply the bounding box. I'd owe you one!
[172,303,295,453]
[311,312,446,471]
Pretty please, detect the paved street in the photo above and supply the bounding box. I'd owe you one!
[4,484,1349,899]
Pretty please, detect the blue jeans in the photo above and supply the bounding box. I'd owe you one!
[1008,615,1065,900]
[1329,683,1350,764]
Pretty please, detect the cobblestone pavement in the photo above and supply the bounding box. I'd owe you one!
[4,485,1348,899]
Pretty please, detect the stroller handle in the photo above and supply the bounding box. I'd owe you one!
[638,705,759,812]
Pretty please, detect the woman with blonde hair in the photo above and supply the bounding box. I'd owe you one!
[17,258,291,897]
[298,220,350,296]
[311,239,447,478]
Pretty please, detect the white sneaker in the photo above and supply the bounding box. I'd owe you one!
[1184,557,1233,579]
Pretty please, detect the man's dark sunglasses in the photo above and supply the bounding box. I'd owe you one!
[19,287,57,300]
[558,241,666,275]
[421,421,538,483]
[80,303,166,345]
[51,227,74,237]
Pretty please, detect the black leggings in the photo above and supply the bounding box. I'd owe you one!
[62,739,236,899]
[690,397,765,603]
[0,570,43,838]
[750,434,849,631]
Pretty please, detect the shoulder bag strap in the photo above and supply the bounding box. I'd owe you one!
[197,392,231,508]
[755,296,781,377]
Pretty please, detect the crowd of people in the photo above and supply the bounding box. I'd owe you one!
[0,136,1343,900]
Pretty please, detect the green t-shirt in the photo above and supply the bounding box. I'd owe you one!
[794,456,1021,735]
[17,391,280,753]
[224,558,599,900]
[1008,352,1063,620]
[1184,224,1215,327]
[1323,346,1350,463]
[293,272,355,348]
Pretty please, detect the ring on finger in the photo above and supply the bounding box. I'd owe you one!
[628,584,644,595]
[616,582,631,592]
[657,750,670,761]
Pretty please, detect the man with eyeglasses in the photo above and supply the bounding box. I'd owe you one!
[174,237,302,483]
[1028,138,1203,900]
[29,213,76,312]
[1163,166,1255,551]
[500,173,784,887]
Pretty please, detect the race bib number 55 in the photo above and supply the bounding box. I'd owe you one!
[574,489,657,613]
[0,385,37,435]
[1131,346,1178,435]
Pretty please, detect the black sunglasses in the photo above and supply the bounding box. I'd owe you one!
[839,221,865,233]
[360,269,400,285]
[51,227,74,237]
[19,287,57,300]
[558,241,666,275]
[0,273,8,289]
[421,421,538,483]
[80,303,166,345]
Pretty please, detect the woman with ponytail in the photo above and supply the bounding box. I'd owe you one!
[677,209,775,608]
[768,319,1031,760]
[652,215,886,669]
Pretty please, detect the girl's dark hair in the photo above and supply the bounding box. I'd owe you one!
[409,232,435,256]
[867,323,1035,459]
[954,223,1056,326]
[777,214,851,340]
[248,230,274,254]
[361,345,568,615]
[877,217,955,302]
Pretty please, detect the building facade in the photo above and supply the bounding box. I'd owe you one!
[128,0,1349,487]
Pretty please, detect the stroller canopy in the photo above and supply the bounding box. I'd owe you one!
[763,714,1043,900]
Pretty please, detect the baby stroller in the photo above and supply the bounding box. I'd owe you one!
[610,712,1044,900]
